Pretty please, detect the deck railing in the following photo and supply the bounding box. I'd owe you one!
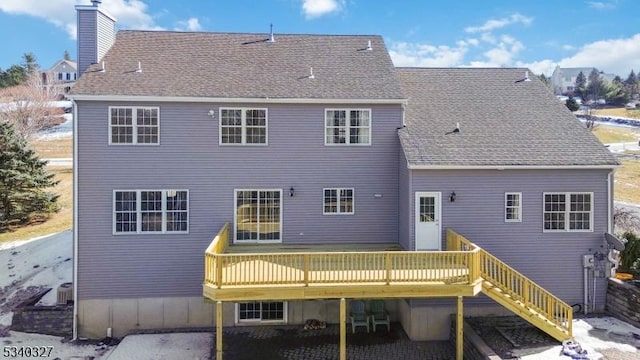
[204,225,571,338]
[205,224,475,288]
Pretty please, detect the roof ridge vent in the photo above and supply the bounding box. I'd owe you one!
[267,24,275,43]
[366,40,373,51]
[308,67,315,79]
[136,61,142,73]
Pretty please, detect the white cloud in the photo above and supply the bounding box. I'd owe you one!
[174,17,201,32]
[301,0,344,19]
[587,1,616,10]
[517,34,640,76]
[464,13,533,34]
[389,42,468,67]
[0,0,164,40]
[562,44,576,51]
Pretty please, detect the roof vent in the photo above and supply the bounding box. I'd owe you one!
[365,40,373,51]
[91,0,102,7]
[308,67,315,79]
[515,70,531,83]
[267,24,275,43]
[136,61,142,73]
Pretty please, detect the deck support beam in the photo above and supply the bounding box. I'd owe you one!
[456,296,463,360]
[340,298,346,360]
[216,301,223,360]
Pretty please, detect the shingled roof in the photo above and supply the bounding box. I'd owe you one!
[71,31,404,100]
[396,67,618,167]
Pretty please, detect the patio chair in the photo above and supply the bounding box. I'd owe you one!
[369,300,390,332]
[349,300,370,333]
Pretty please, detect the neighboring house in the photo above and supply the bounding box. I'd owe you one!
[41,59,78,95]
[550,65,617,95]
[70,1,619,358]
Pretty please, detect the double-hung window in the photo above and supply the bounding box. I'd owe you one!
[323,188,354,215]
[114,190,188,234]
[109,106,159,145]
[543,192,593,231]
[505,192,522,222]
[219,108,267,145]
[325,109,371,145]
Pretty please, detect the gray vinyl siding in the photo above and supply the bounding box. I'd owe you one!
[76,102,402,299]
[76,9,114,76]
[96,12,115,66]
[408,169,611,307]
[76,10,97,75]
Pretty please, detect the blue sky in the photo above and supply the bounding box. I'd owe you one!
[0,0,638,77]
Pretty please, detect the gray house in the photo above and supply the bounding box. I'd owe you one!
[70,1,618,355]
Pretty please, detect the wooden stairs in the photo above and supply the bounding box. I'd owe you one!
[479,250,573,342]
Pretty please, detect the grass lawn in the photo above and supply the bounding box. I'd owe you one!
[592,124,640,144]
[615,160,640,205]
[30,135,73,158]
[592,107,640,119]
[0,165,72,243]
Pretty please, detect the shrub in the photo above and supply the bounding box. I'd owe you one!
[620,231,640,275]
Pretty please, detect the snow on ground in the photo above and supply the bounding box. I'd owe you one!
[518,317,640,359]
[36,113,72,140]
[2,231,640,359]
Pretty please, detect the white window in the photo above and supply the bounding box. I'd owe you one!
[325,109,371,145]
[323,188,354,215]
[113,190,188,234]
[109,107,159,145]
[505,192,522,222]
[543,192,593,232]
[236,302,287,323]
[219,108,267,145]
[235,189,281,242]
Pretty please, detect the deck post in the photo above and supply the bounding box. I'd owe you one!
[340,298,346,360]
[456,296,463,360]
[216,301,223,360]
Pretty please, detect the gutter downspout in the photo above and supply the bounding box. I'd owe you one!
[606,170,619,276]
[72,99,79,340]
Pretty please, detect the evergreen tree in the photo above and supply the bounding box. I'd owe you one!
[0,121,59,229]
[587,69,603,102]
[537,73,553,92]
[574,71,587,100]
[64,50,71,61]
[0,64,27,88]
[565,95,580,112]
[626,70,639,96]
[21,52,39,74]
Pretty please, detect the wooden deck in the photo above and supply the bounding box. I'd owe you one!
[204,224,574,360]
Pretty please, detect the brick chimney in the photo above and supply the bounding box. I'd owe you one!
[75,0,116,76]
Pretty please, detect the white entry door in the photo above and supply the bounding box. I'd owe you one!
[415,192,441,250]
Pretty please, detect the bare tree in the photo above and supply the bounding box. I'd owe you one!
[614,206,640,233]
[0,73,63,139]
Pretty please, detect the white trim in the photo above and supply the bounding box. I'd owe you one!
[542,192,594,232]
[324,108,372,146]
[233,189,283,244]
[112,189,189,235]
[235,301,288,324]
[607,170,614,234]
[72,100,79,341]
[218,107,268,146]
[322,188,355,215]
[69,94,408,105]
[408,164,619,170]
[504,192,522,223]
[108,106,160,145]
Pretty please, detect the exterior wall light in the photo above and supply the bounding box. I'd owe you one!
[289,187,295,197]
[450,191,456,202]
